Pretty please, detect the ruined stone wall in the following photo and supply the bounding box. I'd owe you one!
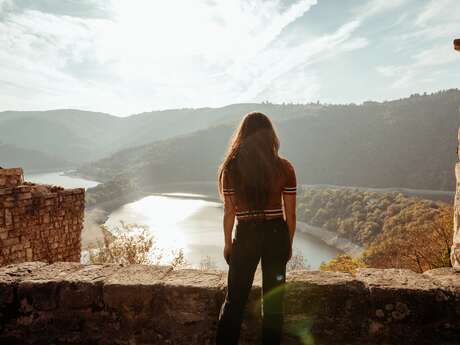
[1,262,460,345]
[0,168,84,265]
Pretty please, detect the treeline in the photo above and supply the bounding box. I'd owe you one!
[298,187,453,273]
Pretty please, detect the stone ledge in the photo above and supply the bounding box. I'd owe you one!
[1,262,460,344]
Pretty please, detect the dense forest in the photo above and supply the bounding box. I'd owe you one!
[80,90,460,191]
[298,187,453,273]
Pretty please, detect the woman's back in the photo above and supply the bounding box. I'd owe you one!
[222,157,297,220]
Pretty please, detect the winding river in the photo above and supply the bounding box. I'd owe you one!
[26,172,340,270]
[105,194,340,270]
[25,171,99,190]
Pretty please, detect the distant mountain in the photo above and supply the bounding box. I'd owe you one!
[0,109,120,164]
[0,104,321,167]
[79,90,460,191]
[0,143,71,172]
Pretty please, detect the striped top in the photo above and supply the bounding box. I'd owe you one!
[222,158,297,221]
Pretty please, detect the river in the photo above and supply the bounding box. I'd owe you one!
[105,194,340,270]
[25,171,100,189]
[26,172,340,270]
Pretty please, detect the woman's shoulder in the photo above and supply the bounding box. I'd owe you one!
[279,157,295,172]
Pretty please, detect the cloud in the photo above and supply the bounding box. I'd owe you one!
[1,0,112,19]
[375,0,460,91]
[236,19,367,101]
[0,0,458,115]
[0,0,321,114]
[353,0,411,20]
[376,43,458,89]
[415,0,452,27]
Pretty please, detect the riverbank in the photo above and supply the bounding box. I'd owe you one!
[297,221,363,256]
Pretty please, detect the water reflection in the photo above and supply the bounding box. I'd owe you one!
[105,194,340,270]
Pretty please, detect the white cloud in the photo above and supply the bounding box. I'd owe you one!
[376,0,460,91]
[376,43,458,89]
[415,0,453,27]
[0,0,321,114]
[0,0,458,114]
[237,19,367,101]
[353,0,411,20]
[404,0,460,41]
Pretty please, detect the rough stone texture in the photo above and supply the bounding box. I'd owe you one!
[0,167,84,265]
[1,263,460,344]
[451,162,460,270]
[452,42,460,270]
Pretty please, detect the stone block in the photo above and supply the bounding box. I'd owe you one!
[17,262,84,311]
[0,262,47,307]
[355,268,454,342]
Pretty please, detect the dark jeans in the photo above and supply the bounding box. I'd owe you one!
[216,217,291,345]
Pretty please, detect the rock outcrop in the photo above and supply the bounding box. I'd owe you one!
[1,262,460,344]
[451,39,460,270]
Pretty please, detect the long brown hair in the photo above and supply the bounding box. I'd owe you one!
[218,112,283,210]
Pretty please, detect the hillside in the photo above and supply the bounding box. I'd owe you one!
[0,103,320,168]
[297,186,452,273]
[79,90,460,191]
[0,109,120,164]
[0,144,71,172]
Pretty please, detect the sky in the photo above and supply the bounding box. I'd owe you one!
[0,0,459,116]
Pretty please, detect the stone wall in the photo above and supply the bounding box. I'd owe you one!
[1,262,460,345]
[0,168,84,265]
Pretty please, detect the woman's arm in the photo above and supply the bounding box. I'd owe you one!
[223,194,236,264]
[282,159,297,261]
[283,193,296,245]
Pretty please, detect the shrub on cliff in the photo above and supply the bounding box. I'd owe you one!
[287,250,311,271]
[320,254,367,273]
[87,221,187,269]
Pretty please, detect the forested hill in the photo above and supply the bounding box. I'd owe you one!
[0,103,320,168]
[79,90,460,191]
[297,187,452,273]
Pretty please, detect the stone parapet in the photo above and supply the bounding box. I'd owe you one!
[1,262,460,345]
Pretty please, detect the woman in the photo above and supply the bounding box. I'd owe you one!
[215,112,297,345]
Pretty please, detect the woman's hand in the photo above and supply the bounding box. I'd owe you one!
[224,242,233,265]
